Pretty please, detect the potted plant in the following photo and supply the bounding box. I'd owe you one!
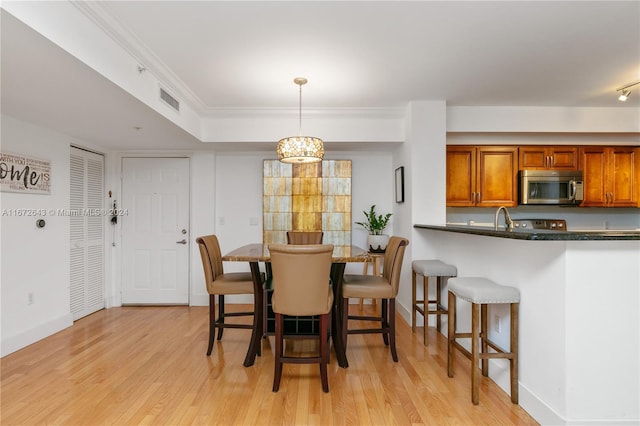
[355,205,392,253]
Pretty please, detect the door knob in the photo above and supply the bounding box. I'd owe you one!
[176,239,187,244]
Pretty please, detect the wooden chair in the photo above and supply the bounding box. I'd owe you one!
[341,236,409,362]
[359,252,383,309]
[196,235,261,356]
[286,231,324,244]
[269,243,334,392]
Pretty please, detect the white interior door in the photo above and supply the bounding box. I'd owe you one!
[121,157,190,304]
[70,147,105,320]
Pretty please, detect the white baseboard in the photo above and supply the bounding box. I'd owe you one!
[1,314,73,357]
[189,293,209,306]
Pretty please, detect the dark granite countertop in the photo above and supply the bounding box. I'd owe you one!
[414,224,640,241]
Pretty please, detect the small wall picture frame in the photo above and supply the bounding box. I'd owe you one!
[395,166,404,203]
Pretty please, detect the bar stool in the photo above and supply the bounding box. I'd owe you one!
[411,260,457,345]
[447,277,520,405]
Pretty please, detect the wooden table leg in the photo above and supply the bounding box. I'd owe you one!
[331,262,349,368]
[243,261,263,367]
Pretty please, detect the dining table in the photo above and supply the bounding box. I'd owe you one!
[222,243,370,368]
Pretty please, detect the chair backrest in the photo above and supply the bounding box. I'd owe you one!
[286,231,324,245]
[269,244,334,316]
[196,235,224,293]
[381,236,410,297]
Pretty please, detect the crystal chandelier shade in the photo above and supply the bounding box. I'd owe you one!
[277,78,324,164]
[276,136,324,163]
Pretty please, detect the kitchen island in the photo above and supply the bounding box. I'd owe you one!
[413,224,639,425]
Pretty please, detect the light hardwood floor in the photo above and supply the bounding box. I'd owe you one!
[1,305,538,425]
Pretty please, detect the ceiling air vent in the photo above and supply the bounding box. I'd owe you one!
[159,87,180,111]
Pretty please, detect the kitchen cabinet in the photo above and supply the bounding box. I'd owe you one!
[519,146,578,170]
[446,146,518,207]
[580,146,639,207]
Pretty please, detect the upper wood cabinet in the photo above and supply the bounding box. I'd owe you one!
[580,146,639,207]
[446,146,518,207]
[519,146,578,170]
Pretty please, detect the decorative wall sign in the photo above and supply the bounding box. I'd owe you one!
[395,166,404,203]
[263,160,352,250]
[0,152,51,194]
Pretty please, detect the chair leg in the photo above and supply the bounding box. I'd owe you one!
[481,303,489,377]
[207,294,215,356]
[411,270,417,333]
[389,299,398,362]
[216,294,225,340]
[381,299,389,346]
[326,310,332,364]
[471,302,480,405]
[510,302,519,404]
[342,298,349,354]
[262,290,269,338]
[447,291,455,378]
[436,277,443,333]
[423,275,429,346]
[272,313,284,392]
[320,314,329,392]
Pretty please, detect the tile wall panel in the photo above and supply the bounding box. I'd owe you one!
[263,160,351,249]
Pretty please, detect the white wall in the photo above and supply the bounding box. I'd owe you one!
[189,151,216,306]
[1,115,73,356]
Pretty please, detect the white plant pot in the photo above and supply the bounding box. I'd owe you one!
[367,234,389,253]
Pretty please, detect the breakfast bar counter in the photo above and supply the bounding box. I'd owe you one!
[413,224,639,424]
[414,223,640,240]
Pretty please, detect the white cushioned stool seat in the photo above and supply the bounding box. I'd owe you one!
[412,260,457,277]
[411,259,457,346]
[448,277,520,304]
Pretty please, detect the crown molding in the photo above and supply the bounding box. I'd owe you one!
[201,106,406,120]
[70,0,207,113]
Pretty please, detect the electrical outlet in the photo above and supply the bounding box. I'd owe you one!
[28,292,34,305]
[494,314,501,333]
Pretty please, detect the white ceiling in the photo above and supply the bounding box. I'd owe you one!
[1,1,639,151]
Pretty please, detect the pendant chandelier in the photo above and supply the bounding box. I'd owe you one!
[276,77,325,163]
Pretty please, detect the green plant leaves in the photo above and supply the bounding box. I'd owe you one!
[355,204,392,235]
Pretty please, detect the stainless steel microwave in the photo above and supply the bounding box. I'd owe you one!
[519,170,584,205]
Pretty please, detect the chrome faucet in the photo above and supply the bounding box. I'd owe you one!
[494,206,514,231]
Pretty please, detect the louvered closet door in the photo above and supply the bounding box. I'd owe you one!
[70,147,105,320]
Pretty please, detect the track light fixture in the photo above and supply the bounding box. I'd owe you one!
[616,80,640,102]
[618,89,631,102]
